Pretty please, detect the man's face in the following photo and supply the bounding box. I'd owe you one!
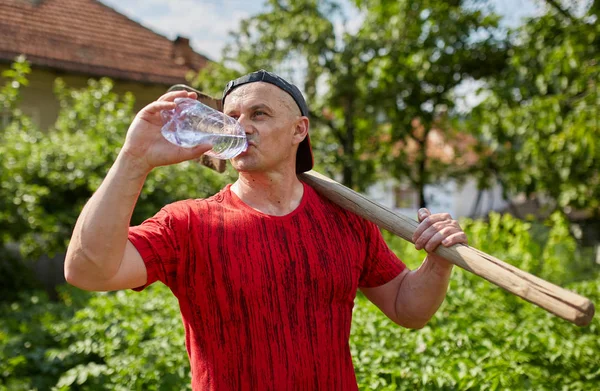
[223,82,307,173]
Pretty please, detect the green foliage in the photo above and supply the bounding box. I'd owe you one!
[1,213,598,390]
[0,55,30,114]
[470,3,600,214]
[190,62,244,99]
[461,211,596,284]
[0,63,230,261]
[0,285,190,391]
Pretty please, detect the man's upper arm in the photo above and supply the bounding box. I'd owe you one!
[69,241,148,292]
[360,268,410,325]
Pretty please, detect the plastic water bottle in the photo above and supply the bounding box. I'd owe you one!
[160,98,248,159]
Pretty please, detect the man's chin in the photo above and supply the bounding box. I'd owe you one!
[231,157,259,173]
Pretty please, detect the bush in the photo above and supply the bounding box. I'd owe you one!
[0,284,189,391]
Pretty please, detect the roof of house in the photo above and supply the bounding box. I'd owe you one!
[358,117,482,168]
[0,0,210,85]
[397,119,481,167]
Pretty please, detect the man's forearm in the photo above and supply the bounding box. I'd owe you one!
[65,152,149,281]
[395,255,453,328]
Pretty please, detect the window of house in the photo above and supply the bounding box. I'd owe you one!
[1,108,12,129]
[1,107,41,130]
[393,185,418,209]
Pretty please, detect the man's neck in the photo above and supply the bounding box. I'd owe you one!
[231,171,304,216]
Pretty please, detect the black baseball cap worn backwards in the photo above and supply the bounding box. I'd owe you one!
[222,69,313,173]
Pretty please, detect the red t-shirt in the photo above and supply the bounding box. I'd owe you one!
[128,183,405,390]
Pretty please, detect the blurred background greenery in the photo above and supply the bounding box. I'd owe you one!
[1,0,599,390]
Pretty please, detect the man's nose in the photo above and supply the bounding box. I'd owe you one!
[237,115,254,135]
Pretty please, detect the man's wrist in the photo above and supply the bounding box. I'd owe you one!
[115,149,152,180]
[425,253,454,276]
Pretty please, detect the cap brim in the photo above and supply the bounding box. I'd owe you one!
[296,134,313,173]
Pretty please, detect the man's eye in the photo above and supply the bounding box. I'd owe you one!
[253,111,266,118]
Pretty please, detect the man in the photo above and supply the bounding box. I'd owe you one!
[65,70,467,390]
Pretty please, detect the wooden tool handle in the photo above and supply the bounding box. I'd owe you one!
[299,170,595,327]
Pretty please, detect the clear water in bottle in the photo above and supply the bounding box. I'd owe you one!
[161,97,248,159]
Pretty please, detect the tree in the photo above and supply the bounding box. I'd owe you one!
[356,0,507,206]
[470,0,599,216]
[193,0,507,204]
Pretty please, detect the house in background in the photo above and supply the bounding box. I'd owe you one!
[0,0,210,130]
[364,123,507,220]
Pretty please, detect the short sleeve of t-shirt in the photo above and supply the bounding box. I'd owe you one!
[358,220,407,288]
[128,203,189,291]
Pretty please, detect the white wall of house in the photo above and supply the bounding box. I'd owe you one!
[364,180,420,219]
[364,177,507,220]
[451,178,507,218]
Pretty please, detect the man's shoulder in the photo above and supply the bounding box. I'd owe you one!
[304,183,368,225]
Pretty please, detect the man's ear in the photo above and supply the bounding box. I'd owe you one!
[293,116,310,143]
